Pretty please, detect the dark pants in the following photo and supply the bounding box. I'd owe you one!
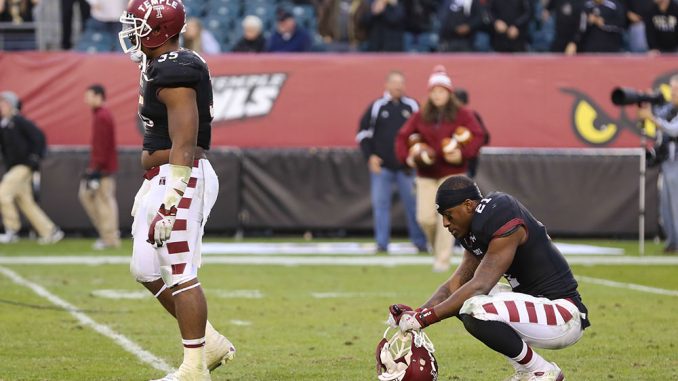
[61,0,90,49]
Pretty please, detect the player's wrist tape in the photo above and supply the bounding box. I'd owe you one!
[435,184,482,213]
[162,164,192,208]
[417,308,441,327]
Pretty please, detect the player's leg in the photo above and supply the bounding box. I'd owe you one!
[459,291,582,380]
[370,167,393,251]
[395,169,427,252]
[0,165,24,241]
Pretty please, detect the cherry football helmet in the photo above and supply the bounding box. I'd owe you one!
[119,0,186,53]
[376,327,438,381]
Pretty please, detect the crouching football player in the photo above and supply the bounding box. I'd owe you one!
[119,1,234,379]
[390,175,590,381]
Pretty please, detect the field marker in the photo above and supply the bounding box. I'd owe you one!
[91,289,150,299]
[229,320,252,326]
[0,266,173,373]
[211,289,264,299]
[577,275,678,296]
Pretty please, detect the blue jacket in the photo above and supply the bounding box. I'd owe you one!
[267,26,312,52]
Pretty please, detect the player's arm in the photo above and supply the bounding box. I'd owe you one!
[420,250,480,309]
[158,87,199,166]
[432,227,525,319]
[398,227,526,331]
[146,87,198,247]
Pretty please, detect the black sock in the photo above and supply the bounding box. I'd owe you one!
[459,313,524,358]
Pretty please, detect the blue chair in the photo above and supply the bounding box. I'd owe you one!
[183,0,207,17]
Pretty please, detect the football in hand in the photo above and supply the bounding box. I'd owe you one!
[409,142,436,167]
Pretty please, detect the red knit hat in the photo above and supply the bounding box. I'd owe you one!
[427,65,453,92]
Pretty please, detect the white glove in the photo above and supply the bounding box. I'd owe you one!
[146,164,191,247]
[398,311,423,332]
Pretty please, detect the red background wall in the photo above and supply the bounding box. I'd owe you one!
[0,52,675,148]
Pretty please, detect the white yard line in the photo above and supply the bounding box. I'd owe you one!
[0,266,173,373]
[577,275,678,296]
[1,255,678,266]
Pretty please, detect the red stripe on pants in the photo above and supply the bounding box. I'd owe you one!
[482,303,497,314]
[171,263,186,274]
[167,241,189,254]
[178,197,192,209]
[504,301,520,322]
[544,304,557,325]
[187,177,197,188]
[556,305,573,323]
[525,301,538,323]
[173,219,187,231]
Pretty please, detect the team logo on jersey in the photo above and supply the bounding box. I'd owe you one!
[211,73,287,122]
[562,71,677,146]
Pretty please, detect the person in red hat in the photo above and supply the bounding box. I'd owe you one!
[395,65,485,272]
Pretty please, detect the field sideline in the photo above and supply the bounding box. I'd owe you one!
[0,238,677,381]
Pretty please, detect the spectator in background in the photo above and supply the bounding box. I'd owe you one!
[488,0,532,52]
[356,71,428,254]
[183,17,221,54]
[645,0,678,54]
[80,85,119,250]
[83,0,125,51]
[0,91,63,245]
[402,0,438,50]
[268,9,312,52]
[395,66,485,272]
[232,15,266,53]
[625,0,655,52]
[578,0,626,53]
[349,0,371,48]
[544,0,586,54]
[361,0,405,51]
[316,0,340,43]
[0,0,38,23]
[638,75,678,254]
[61,0,90,50]
[438,0,484,52]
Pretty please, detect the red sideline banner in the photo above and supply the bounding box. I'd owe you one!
[0,52,676,148]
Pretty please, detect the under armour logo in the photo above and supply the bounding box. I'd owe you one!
[470,234,476,242]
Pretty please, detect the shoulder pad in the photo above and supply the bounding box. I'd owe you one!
[148,50,206,88]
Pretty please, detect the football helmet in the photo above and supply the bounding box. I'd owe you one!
[119,0,186,53]
[376,327,438,381]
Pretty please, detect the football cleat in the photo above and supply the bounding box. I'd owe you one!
[526,363,564,381]
[205,333,236,372]
[376,327,438,381]
[150,364,210,381]
[503,372,530,381]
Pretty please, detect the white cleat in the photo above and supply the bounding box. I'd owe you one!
[504,363,564,381]
[150,364,211,381]
[206,333,236,372]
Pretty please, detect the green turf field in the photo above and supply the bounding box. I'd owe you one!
[0,238,677,381]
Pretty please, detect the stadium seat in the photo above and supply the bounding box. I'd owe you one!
[202,16,235,47]
[183,0,207,17]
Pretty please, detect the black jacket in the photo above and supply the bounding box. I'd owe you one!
[579,0,626,53]
[0,114,44,170]
[547,0,587,52]
[357,93,419,170]
[488,0,532,52]
[361,0,405,52]
[439,0,484,45]
[232,36,266,53]
[645,2,678,52]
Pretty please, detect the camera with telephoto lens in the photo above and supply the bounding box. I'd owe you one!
[611,87,665,106]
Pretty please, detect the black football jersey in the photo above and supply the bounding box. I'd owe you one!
[139,49,213,153]
[460,192,583,302]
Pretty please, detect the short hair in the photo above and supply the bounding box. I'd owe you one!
[454,88,469,105]
[88,84,106,100]
[438,175,481,198]
[242,15,263,32]
[386,70,404,81]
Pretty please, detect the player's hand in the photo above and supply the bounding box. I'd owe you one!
[387,304,414,327]
[398,308,440,332]
[147,203,178,247]
[507,25,519,39]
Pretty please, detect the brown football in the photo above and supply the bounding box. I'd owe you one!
[409,142,436,167]
[407,133,423,147]
[453,126,472,144]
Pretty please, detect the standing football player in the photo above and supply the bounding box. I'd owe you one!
[119,1,234,380]
[389,175,590,381]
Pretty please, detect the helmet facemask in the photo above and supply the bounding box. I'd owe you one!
[118,7,153,54]
[376,327,436,381]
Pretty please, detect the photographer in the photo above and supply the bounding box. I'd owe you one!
[638,75,678,254]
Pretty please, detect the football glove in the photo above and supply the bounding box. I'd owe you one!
[147,164,191,247]
[398,308,440,333]
[387,304,417,328]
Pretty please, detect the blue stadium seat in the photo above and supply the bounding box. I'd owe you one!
[183,0,207,17]
[202,16,234,46]
[206,1,241,19]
